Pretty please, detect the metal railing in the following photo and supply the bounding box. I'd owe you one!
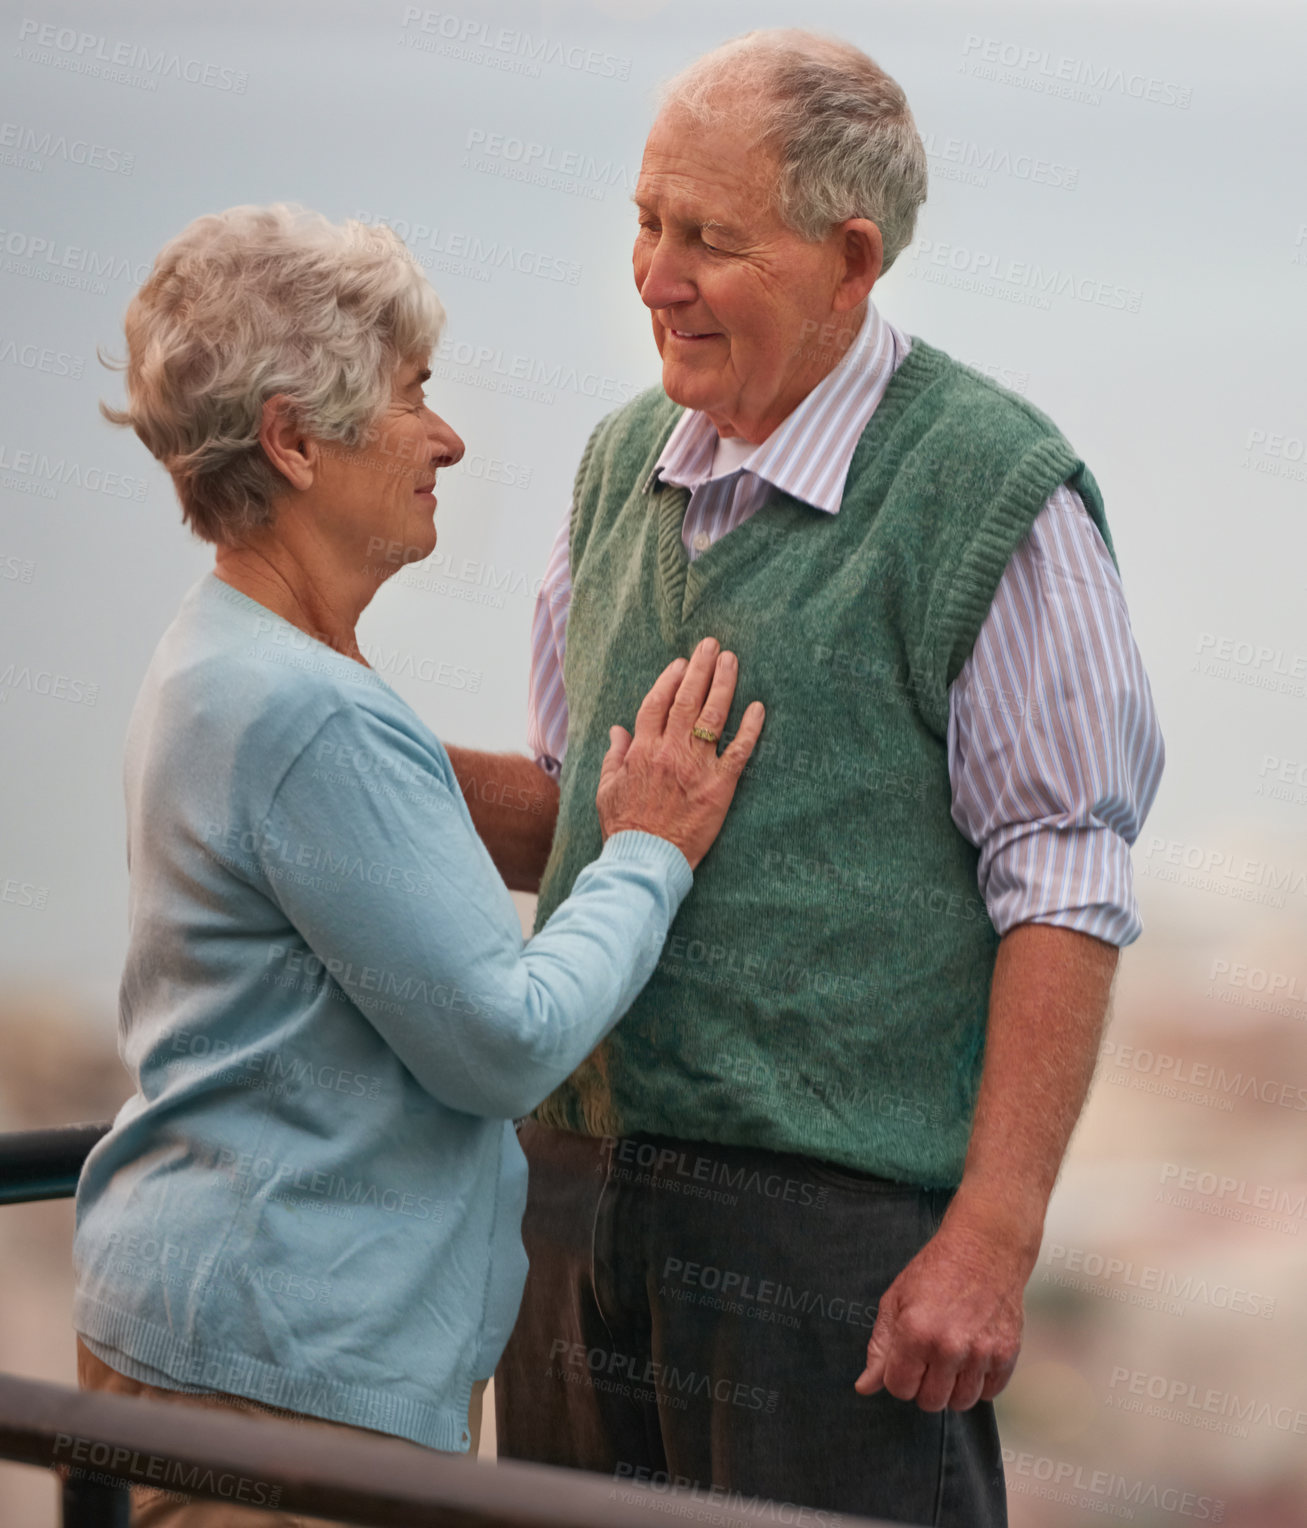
[0,1122,112,1205]
[0,1123,898,1527]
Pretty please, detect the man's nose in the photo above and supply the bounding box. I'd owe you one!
[637,236,696,311]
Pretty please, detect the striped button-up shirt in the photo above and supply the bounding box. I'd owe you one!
[528,302,1164,946]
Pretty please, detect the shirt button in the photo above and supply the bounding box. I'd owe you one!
[692,531,711,552]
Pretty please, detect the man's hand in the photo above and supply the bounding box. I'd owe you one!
[854,1204,1035,1411]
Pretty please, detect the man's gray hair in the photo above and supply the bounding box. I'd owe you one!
[99,203,445,546]
[657,29,928,270]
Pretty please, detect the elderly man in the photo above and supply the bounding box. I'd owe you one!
[445,27,1162,1526]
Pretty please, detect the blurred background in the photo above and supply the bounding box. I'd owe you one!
[2,0,1305,1522]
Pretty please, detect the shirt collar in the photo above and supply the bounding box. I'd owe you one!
[642,300,910,514]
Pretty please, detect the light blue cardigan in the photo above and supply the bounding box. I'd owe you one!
[72,572,692,1451]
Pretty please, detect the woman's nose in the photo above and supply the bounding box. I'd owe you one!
[429,413,465,468]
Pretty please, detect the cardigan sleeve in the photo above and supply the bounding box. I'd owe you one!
[255,701,691,1118]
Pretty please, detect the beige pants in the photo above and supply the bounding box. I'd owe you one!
[75,1338,487,1527]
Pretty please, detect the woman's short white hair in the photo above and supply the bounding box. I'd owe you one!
[100,203,446,545]
[657,29,928,270]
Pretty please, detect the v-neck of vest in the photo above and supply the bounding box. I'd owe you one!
[648,336,947,625]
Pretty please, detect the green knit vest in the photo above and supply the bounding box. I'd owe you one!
[531,338,1112,1186]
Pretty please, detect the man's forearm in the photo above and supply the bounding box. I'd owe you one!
[855,921,1120,1407]
[946,922,1120,1265]
[443,745,559,893]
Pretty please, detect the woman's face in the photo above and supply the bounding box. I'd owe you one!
[313,357,465,577]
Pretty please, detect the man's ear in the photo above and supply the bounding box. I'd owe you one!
[833,218,884,312]
[259,394,315,492]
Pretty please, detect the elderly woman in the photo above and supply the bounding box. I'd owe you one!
[71,202,764,1525]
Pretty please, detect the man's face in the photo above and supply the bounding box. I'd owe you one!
[632,105,855,443]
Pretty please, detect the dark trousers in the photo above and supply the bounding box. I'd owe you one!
[495,1121,1007,1527]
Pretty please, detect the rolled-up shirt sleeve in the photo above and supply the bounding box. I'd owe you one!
[256,702,691,1118]
[527,502,573,781]
[948,483,1165,947]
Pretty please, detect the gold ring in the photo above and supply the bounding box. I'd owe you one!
[691,724,719,744]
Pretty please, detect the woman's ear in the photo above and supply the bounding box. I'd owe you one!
[259,394,315,491]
